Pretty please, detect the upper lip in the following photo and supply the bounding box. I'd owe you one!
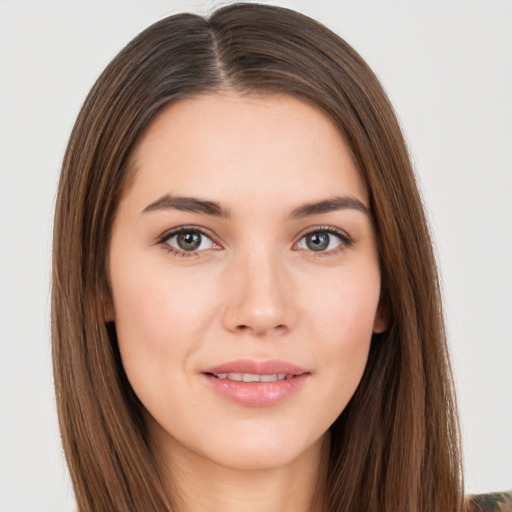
[202,359,309,376]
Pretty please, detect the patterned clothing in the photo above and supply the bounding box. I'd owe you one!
[467,491,512,512]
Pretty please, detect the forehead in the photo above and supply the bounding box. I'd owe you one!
[126,92,368,209]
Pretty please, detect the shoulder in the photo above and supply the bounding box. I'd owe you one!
[466,490,512,512]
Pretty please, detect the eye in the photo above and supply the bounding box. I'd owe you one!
[296,228,351,253]
[160,227,218,255]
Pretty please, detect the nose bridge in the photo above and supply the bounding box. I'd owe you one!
[222,238,295,335]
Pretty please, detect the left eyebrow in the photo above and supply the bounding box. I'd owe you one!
[289,196,370,219]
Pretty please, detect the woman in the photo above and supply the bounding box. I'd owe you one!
[51,3,509,511]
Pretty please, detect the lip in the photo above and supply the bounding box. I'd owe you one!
[201,359,310,407]
[203,359,308,376]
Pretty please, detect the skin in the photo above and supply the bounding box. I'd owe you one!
[108,92,386,512]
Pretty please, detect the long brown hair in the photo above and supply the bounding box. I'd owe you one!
[52,3,464,511]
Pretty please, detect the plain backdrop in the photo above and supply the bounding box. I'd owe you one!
[0,1,511,511]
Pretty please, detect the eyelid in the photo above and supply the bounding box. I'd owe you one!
[294,225,354,252]
[155,224,353,257]
[156,225,222,256]
[156,225,218,243]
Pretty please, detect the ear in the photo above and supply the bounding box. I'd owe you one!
[372,299,388,334]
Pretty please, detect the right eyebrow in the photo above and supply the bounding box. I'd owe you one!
[141,194,230,218]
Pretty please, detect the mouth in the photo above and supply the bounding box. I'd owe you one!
[207,372,299,382]
[201,359,310,407]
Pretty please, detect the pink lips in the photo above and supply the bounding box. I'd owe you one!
[201,359,309,407]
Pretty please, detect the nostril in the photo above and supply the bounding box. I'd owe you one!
[236,323,287,334]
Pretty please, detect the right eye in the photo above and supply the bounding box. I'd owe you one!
[160,228,218,256]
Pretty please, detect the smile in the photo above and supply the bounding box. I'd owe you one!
[202,359,310,407]
[212,373,290,382]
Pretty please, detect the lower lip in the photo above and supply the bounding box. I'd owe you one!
[202,373,309,407]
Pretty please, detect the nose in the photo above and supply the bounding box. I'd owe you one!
[221,248,296,337]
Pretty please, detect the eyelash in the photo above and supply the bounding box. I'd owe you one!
[156,225,354,258]
[156,226,218,258]
[298,226,354,257]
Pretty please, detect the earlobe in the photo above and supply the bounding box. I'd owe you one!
[372,302,388,334]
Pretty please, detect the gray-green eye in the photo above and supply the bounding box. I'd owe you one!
[298,231,342,252]
[166,230,215,252]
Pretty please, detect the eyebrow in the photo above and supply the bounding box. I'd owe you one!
[142,195,230,217]
[142,194,370,219]
[289,196,370,219]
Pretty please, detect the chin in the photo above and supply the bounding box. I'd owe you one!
[199,428,326,472]
[212,446,299,471]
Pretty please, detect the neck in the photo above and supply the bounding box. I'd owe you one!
[155,434,330,512]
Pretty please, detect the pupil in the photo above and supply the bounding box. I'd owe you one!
[177,232,201,251]
[307,232,329,251]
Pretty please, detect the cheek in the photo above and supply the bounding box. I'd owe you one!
[108,251,212,394]
[111,251,212,345]
[304,268,380,406]
[111,274,176,408]
[307,266,380,343]
[110,270,201,431]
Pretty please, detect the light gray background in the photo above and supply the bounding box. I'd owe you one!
[0,1,511,511]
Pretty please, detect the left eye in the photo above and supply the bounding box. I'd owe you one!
[165,230,215,252]
[297,231,343,252]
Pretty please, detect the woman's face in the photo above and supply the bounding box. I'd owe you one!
[108,92,385,471]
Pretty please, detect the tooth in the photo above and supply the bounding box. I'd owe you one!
[242,373,260,382]
[218,372,291,383]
